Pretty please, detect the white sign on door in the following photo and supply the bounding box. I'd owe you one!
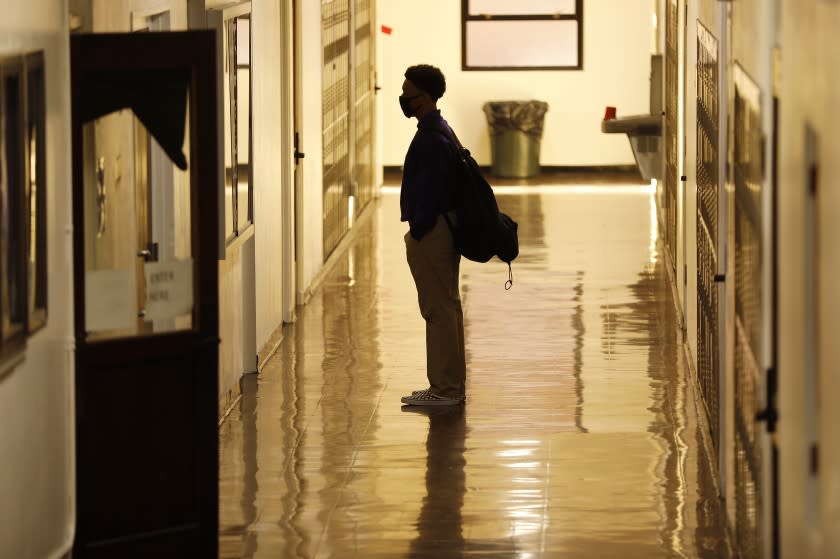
[85,268,136,332]
[144,259,194,321]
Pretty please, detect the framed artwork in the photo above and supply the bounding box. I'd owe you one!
[26,52,47,333]
[1,56,27,349]
[0,50,47,365]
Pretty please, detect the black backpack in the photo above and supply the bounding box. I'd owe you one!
[428,123,519,289]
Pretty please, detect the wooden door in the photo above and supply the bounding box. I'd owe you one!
[71,32,219,559]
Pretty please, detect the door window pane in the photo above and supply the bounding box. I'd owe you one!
[236,16,251,232]
[223,19,235,239]
[83,113,193,340]
[223,13,252,241]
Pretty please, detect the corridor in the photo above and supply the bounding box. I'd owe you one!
[218,181,729,558]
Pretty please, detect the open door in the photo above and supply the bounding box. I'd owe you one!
[71,32,219,558]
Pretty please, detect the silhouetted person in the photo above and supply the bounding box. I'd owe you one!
[398,64,466,406]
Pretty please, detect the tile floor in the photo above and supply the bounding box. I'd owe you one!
[219,182,729,558]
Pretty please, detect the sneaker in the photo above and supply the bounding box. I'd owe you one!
[401,390,463,406]
[410,387,465,401]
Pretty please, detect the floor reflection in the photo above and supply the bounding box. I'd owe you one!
[219,182,729,558]
[406,406,467,559]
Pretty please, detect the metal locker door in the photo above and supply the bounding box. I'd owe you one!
[732,63,765,559]
[322,0,351,258]
[696,22,722,454]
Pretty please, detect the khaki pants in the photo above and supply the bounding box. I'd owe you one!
[405,212,466,399]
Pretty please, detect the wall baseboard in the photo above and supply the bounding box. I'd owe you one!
[219,317,287,426]
[384,164,641,178]
[218,384,242,426]
[257,322,286,373]
[533,164,640,175]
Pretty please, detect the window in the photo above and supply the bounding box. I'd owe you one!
[222,6,253,242]
[0,51,47,362]
[462,0,583,71]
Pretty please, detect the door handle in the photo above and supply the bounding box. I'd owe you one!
[755,367,778,433]
[294,132,305,164]
[138,242,159,262]
[96,157,107,237]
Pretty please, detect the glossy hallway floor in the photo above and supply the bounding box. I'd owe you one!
[218,181,730,559]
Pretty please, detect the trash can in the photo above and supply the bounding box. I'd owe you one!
[483,100,549,178]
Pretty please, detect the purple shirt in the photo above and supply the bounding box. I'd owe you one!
[400,110,457,240]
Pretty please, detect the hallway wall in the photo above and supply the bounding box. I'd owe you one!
[778,0,840,555]
[668,1,840,556]
[201,0,296,403]
[0,1,76,558]
[682,3,780,556]
[378,0,653,168]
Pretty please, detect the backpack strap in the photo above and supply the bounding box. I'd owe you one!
[424,121,466,154]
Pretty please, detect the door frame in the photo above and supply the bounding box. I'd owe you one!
[281,0,296,323]
[293,0,304,306]
[717,0,732,500]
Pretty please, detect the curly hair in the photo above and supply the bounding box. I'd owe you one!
[404,64,446,100]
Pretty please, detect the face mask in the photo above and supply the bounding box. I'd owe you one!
[399,94,422,118]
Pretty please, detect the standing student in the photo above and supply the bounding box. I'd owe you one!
[398,64,466,406]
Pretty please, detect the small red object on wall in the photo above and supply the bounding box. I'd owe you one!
[381,25,393,35]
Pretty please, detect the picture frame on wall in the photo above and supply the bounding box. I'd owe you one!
[0,50,47,366]
[25,52,47,333]
[1,56,27,349]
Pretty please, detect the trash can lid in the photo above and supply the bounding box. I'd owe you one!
[483,101,549,137]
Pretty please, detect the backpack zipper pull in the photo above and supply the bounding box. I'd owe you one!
[505,263,513,290]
